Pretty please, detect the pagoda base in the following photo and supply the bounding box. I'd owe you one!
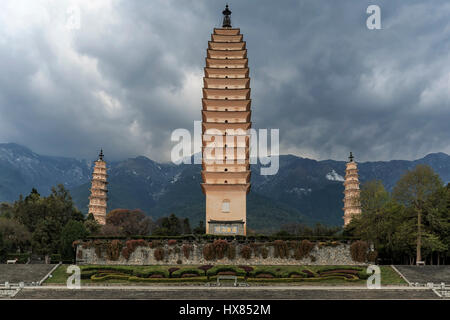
[208,220,245,235]
[204,185,247,235]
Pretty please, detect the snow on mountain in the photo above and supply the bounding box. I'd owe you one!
[325,169,345,182]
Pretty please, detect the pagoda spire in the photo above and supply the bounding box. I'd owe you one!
[342,152,361,226]
[99,149,104,161]
[222,4,232,28]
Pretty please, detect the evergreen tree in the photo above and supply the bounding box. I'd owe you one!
[393,164,443,263]
[182,218,191,234]
[193,220,205,235]
[60,220,88,260]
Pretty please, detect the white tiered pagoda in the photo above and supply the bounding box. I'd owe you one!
[201,5,251,235]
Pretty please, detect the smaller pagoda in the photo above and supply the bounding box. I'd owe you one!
[343,152,362,226]
[88,149,108,225]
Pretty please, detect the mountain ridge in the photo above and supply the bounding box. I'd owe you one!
[1,143,449,231]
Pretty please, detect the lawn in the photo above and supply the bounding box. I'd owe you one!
[45,264,407,286]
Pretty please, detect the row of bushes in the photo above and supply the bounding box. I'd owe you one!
[77,239,373,263]
[78,239,322,261]
[84,235,359,242]
[350,241,377,263]
[86,272,362,283]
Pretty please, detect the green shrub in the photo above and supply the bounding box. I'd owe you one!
[122,239,146,260]
[50,254,61,263]
[168,267,180,277]
[350,241,368,262]
[149,240,162,248]
[367,250,378,262]
[198,265,213,276]
[318,266,363,272]
[293,240,314,260]
[246,276,359,283]
[182,244,192,259]
[240,245,252,259]
[128,276,208,283]
[251,270,277,278]
[154,248,165,261]
[106,240,123,261]
[172,268,203,278]
[250,243,262,257]
[358,271,370,280]
[238,265,254,277]
[288,271,305,278]
[212,240,230,259]
[273,240,289,259]
[261,247,269,259]
[133,269,168,278]
[81,270,97,279]
[206,266,245,277]
[227,244,236,260]
[288,240,300,250]
[91,273,130,281]
[301,269,315,278]
[203,243,215,260]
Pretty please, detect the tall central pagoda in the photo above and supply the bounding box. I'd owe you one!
[201,5,251,235]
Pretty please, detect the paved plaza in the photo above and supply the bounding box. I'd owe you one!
[13,286,439,300]
[0,264,56,284]
[1,265,449,299]
[394,266,450,284]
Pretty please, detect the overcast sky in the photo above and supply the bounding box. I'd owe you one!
[0,0,449,162]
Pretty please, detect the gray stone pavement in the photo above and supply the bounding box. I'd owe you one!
[0,264,56,284]
[13,286,439,300]
[2,265,449,299]
[394,265,450,284]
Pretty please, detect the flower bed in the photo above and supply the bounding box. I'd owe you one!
[76,265,369,283]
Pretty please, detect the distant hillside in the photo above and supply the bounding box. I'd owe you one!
[1,143,449,231]
[0,143,91,201]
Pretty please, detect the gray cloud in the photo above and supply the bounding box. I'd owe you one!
[0,0,449,163]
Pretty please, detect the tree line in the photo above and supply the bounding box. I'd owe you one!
[1,164,448,264]
[344,164,449,265]
[0,186,205,262]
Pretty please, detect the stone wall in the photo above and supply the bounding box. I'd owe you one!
[75,239,365,265]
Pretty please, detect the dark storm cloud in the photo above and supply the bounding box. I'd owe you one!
[0,0,449,162]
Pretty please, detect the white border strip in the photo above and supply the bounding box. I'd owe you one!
[38,263,61,286]
[391,265,412,286]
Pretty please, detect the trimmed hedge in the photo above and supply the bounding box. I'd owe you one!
[172,268,203,278]
[133,270,169,278]
[91,273,130,281]
[206,266,246,277]
[76,265,370,283]
[128,276,208,283]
